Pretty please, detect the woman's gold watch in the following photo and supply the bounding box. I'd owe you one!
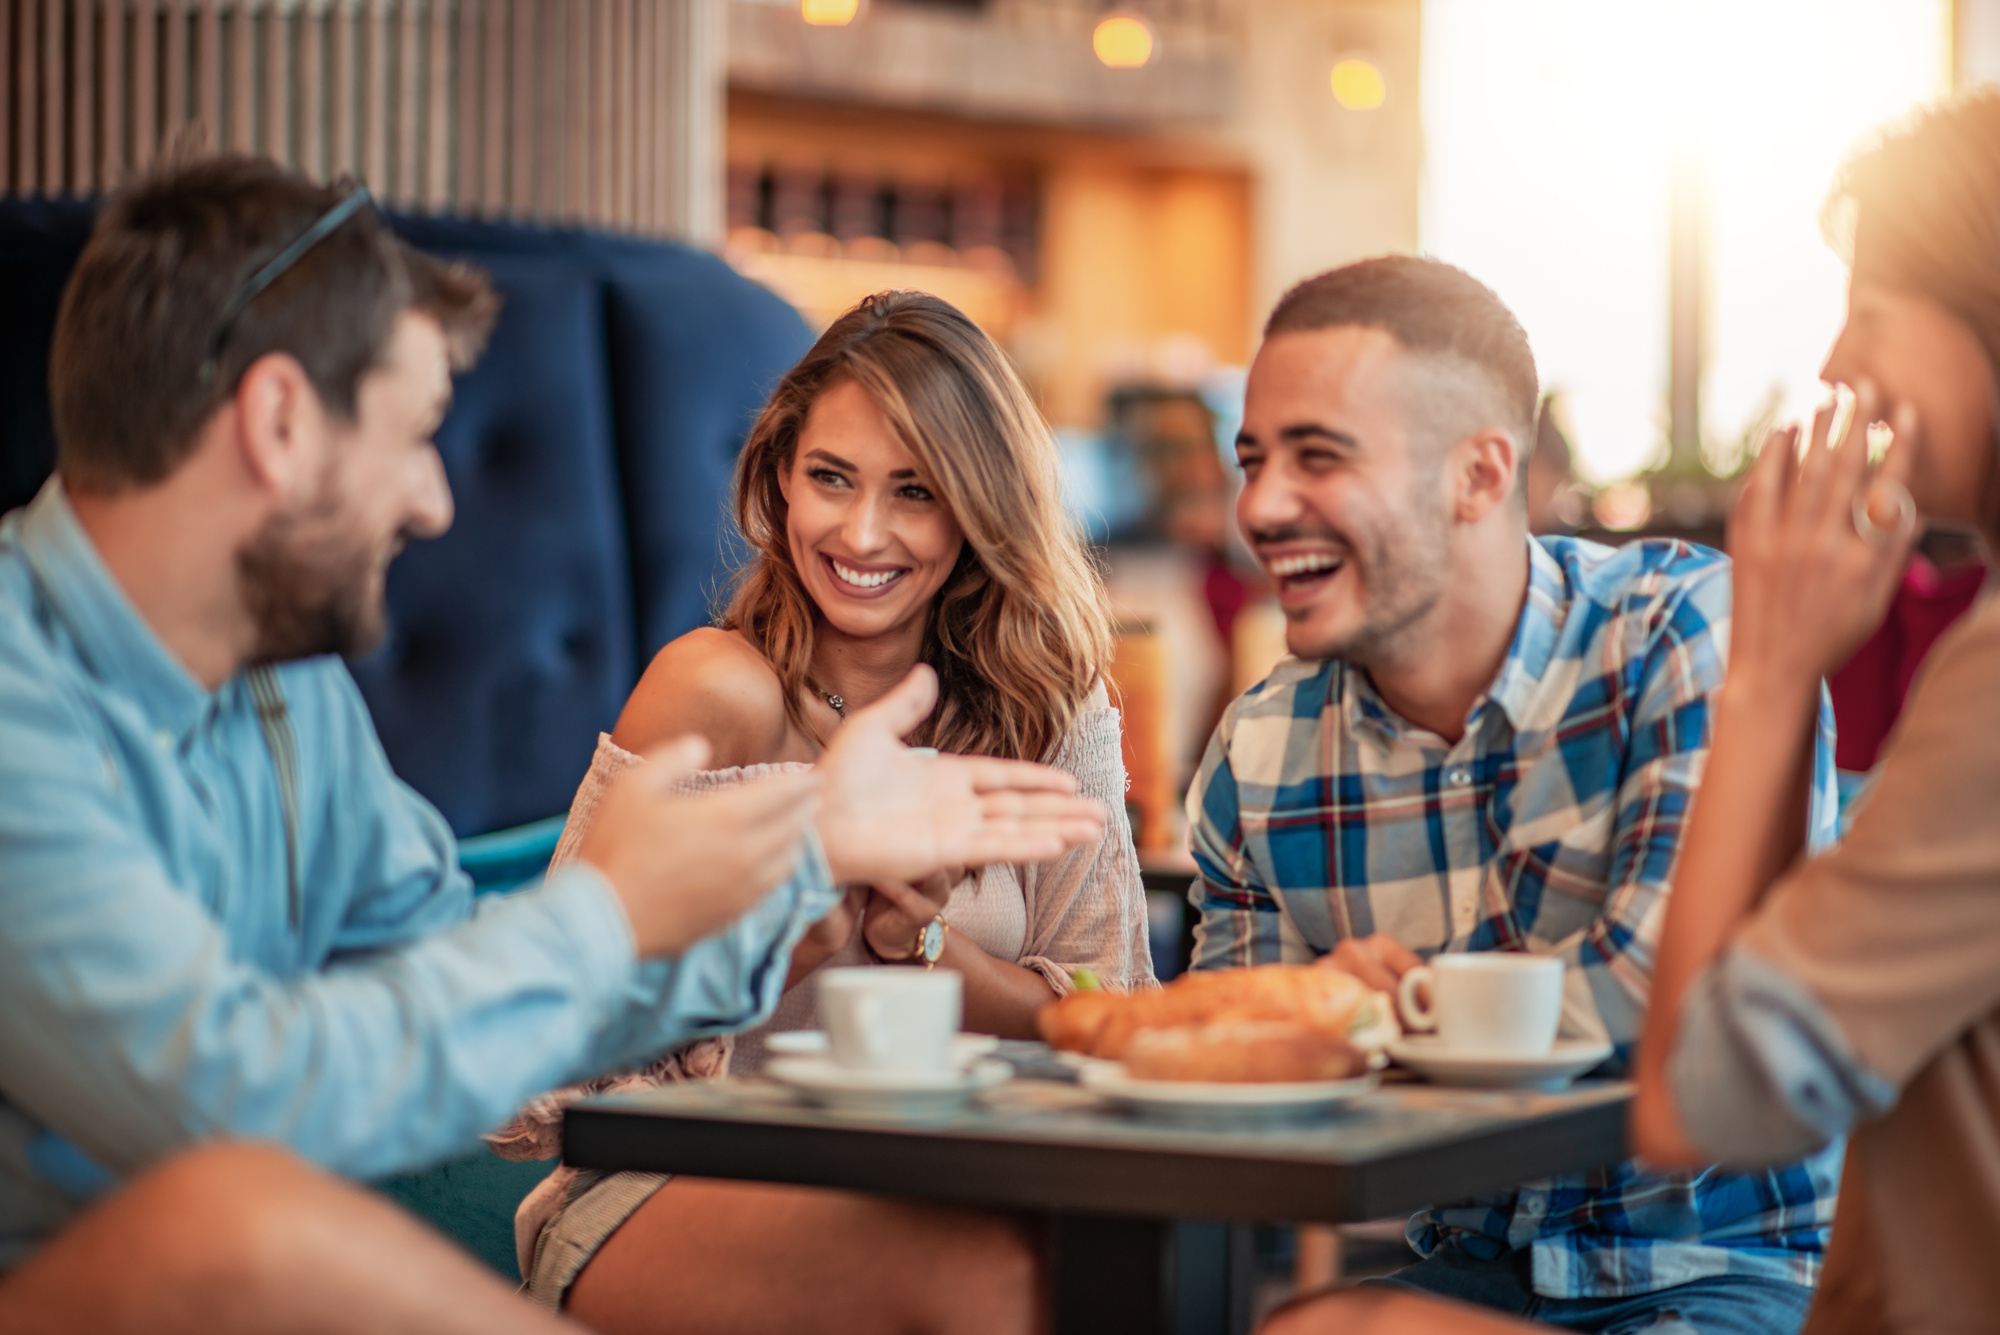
[912,915,949,969]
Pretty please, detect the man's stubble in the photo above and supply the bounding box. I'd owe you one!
[236,457,398,665]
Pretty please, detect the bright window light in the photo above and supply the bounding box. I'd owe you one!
[1421,0,1947,483]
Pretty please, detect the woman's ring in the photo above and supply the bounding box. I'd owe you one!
[1852,478,1916,542]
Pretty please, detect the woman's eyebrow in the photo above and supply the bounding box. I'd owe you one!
[803,447,921,481]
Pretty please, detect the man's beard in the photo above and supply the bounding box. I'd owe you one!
[236,478,395,665]
[1271,498,1451,666]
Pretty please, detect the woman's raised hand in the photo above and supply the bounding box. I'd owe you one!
[1726,380,1921,694]
[813,666,1108,886]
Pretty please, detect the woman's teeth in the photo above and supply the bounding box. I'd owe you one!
[1268,553,1342,578]
[831,559,903,589]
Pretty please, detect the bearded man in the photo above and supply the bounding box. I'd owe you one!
[0,158,1103,1335]
[1188,257,1842,1335]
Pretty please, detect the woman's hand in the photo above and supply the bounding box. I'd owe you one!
[857,870,1060,1037]
[1633,383,1921,1167]
[786,883,869,988]
[1727,381,1921,695]
[860,872,958,961]
[813,667,1107,885]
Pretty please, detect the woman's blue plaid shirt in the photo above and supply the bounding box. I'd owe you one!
[1185,535,1844,1300]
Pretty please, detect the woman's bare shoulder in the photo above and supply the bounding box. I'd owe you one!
[611,628,793,766]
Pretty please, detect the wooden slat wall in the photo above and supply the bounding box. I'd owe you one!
[0,0,714,240]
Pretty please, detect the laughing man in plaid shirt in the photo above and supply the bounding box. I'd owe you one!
[1193,258,1841,1335]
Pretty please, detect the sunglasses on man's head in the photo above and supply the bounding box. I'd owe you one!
[199,184,376,385]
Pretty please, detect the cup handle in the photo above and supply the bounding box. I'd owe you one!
[1397,966,1438,1033]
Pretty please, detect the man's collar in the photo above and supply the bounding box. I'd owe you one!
[1335,535,1568,746]
[18,479,216,741]
[1485,536,1569,731]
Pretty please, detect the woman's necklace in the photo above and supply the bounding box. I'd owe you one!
[817,689,846,719]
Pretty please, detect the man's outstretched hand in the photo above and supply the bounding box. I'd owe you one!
[814,667,1107,885]
[578,736,823,958]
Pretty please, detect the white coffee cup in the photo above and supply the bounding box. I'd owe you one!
[818,968,963,1075]
[1396,954,1563,1056]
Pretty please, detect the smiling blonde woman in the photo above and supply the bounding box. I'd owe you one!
[493,291,1154,1335]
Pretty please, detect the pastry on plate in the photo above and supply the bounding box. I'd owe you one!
[1122,1021,1367,1084]
[1038,964,1394,1061]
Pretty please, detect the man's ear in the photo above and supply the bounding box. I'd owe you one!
[233,352,327,501]
[1451,428,1521,523]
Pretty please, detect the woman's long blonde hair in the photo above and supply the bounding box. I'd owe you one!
[721,291,1113,763]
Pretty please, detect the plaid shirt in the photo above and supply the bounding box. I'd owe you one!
[1188,535,1843,1300]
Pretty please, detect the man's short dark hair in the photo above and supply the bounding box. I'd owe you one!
[1265,256,1539,446]
[51,155,500,492]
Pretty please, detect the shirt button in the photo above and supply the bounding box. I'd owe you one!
[1447,767,1471,787]
[154,729,174,752]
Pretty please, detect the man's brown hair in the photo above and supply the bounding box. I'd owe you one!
[1265,255,1540,452]
[50,155,499,493]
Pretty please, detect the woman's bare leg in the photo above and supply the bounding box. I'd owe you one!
[566,1177,1041,1335]
[0,1142,578,1335]
[1261,1285,1539,1335]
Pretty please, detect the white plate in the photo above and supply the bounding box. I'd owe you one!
[766,1056,1011,1122]
[764,1031,999,1068]
[1387,1037,1613,1090]
[1076,1064,1379,1125]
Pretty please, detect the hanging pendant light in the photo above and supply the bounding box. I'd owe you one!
[1093,12,1155,68]
[802,0,861,26]
[1330,56,1387,110]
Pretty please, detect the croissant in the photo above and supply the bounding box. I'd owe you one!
[1039,965,1376,1060]
[1122,1021,1366,1083]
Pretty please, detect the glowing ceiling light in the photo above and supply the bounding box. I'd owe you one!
[801,0,859,26]
[1093,14,1155,69]
[1330,57,1387,110]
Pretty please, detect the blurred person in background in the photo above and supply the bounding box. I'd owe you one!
[0,164,1105,1334]
[1097,385,1256,836]
[497,290,1153,1335]
[1192,257,1840,1335]
[1107,384,1261,650]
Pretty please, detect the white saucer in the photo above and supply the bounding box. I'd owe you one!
[1077,1064,1379,1126]
[765,1056,1011,1121]
[764,1031,999,1068]
[1386,1037,1613,1090]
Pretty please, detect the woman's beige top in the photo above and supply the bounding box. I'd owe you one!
[1670,587,2000,1335]
[490,693,1154,1271]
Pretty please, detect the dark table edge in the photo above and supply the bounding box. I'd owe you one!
[562,1090,1630,1223]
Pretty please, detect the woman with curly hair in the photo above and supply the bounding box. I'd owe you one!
[497,290,1154,1334]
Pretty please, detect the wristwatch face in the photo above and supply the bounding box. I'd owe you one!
[917,918,947,964]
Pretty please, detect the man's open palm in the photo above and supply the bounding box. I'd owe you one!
[814,667,1107,884]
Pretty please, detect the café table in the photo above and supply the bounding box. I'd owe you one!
[563,1047,1630,1335]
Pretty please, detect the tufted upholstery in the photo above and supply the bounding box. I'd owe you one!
[0,203,813,836]
[0,201,92,520]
